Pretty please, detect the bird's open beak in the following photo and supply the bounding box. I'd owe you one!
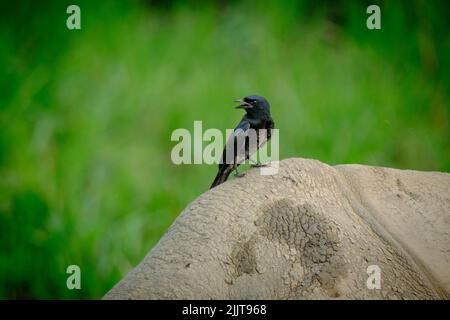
[234,99,252,109]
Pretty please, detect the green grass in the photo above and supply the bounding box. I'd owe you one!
[0,0,449,298]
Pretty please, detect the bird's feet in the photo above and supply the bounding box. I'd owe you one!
[250,162,268,168]
[234,168,246,178]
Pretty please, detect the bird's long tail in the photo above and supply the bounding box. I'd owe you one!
[210,166,233,189]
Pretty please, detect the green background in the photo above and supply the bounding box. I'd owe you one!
[0,0,448,298]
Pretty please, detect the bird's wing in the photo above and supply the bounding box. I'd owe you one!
[220,118,250,166]
[260,118,275,147]
[247,119,275,159]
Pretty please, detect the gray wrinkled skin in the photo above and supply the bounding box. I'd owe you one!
[104,158,450,299]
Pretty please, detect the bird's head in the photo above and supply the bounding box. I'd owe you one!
[235,95,270,117]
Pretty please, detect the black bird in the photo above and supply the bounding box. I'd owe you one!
[210,95,275,189]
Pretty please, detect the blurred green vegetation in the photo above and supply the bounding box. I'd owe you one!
[0,0,448,298]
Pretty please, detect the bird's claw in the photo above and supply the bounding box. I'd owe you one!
[234,172,246,178]
[251,163,268,168]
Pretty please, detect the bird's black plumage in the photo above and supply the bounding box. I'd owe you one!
[210,95,275,189]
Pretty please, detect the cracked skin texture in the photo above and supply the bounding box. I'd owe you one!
[104,158,450,299]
